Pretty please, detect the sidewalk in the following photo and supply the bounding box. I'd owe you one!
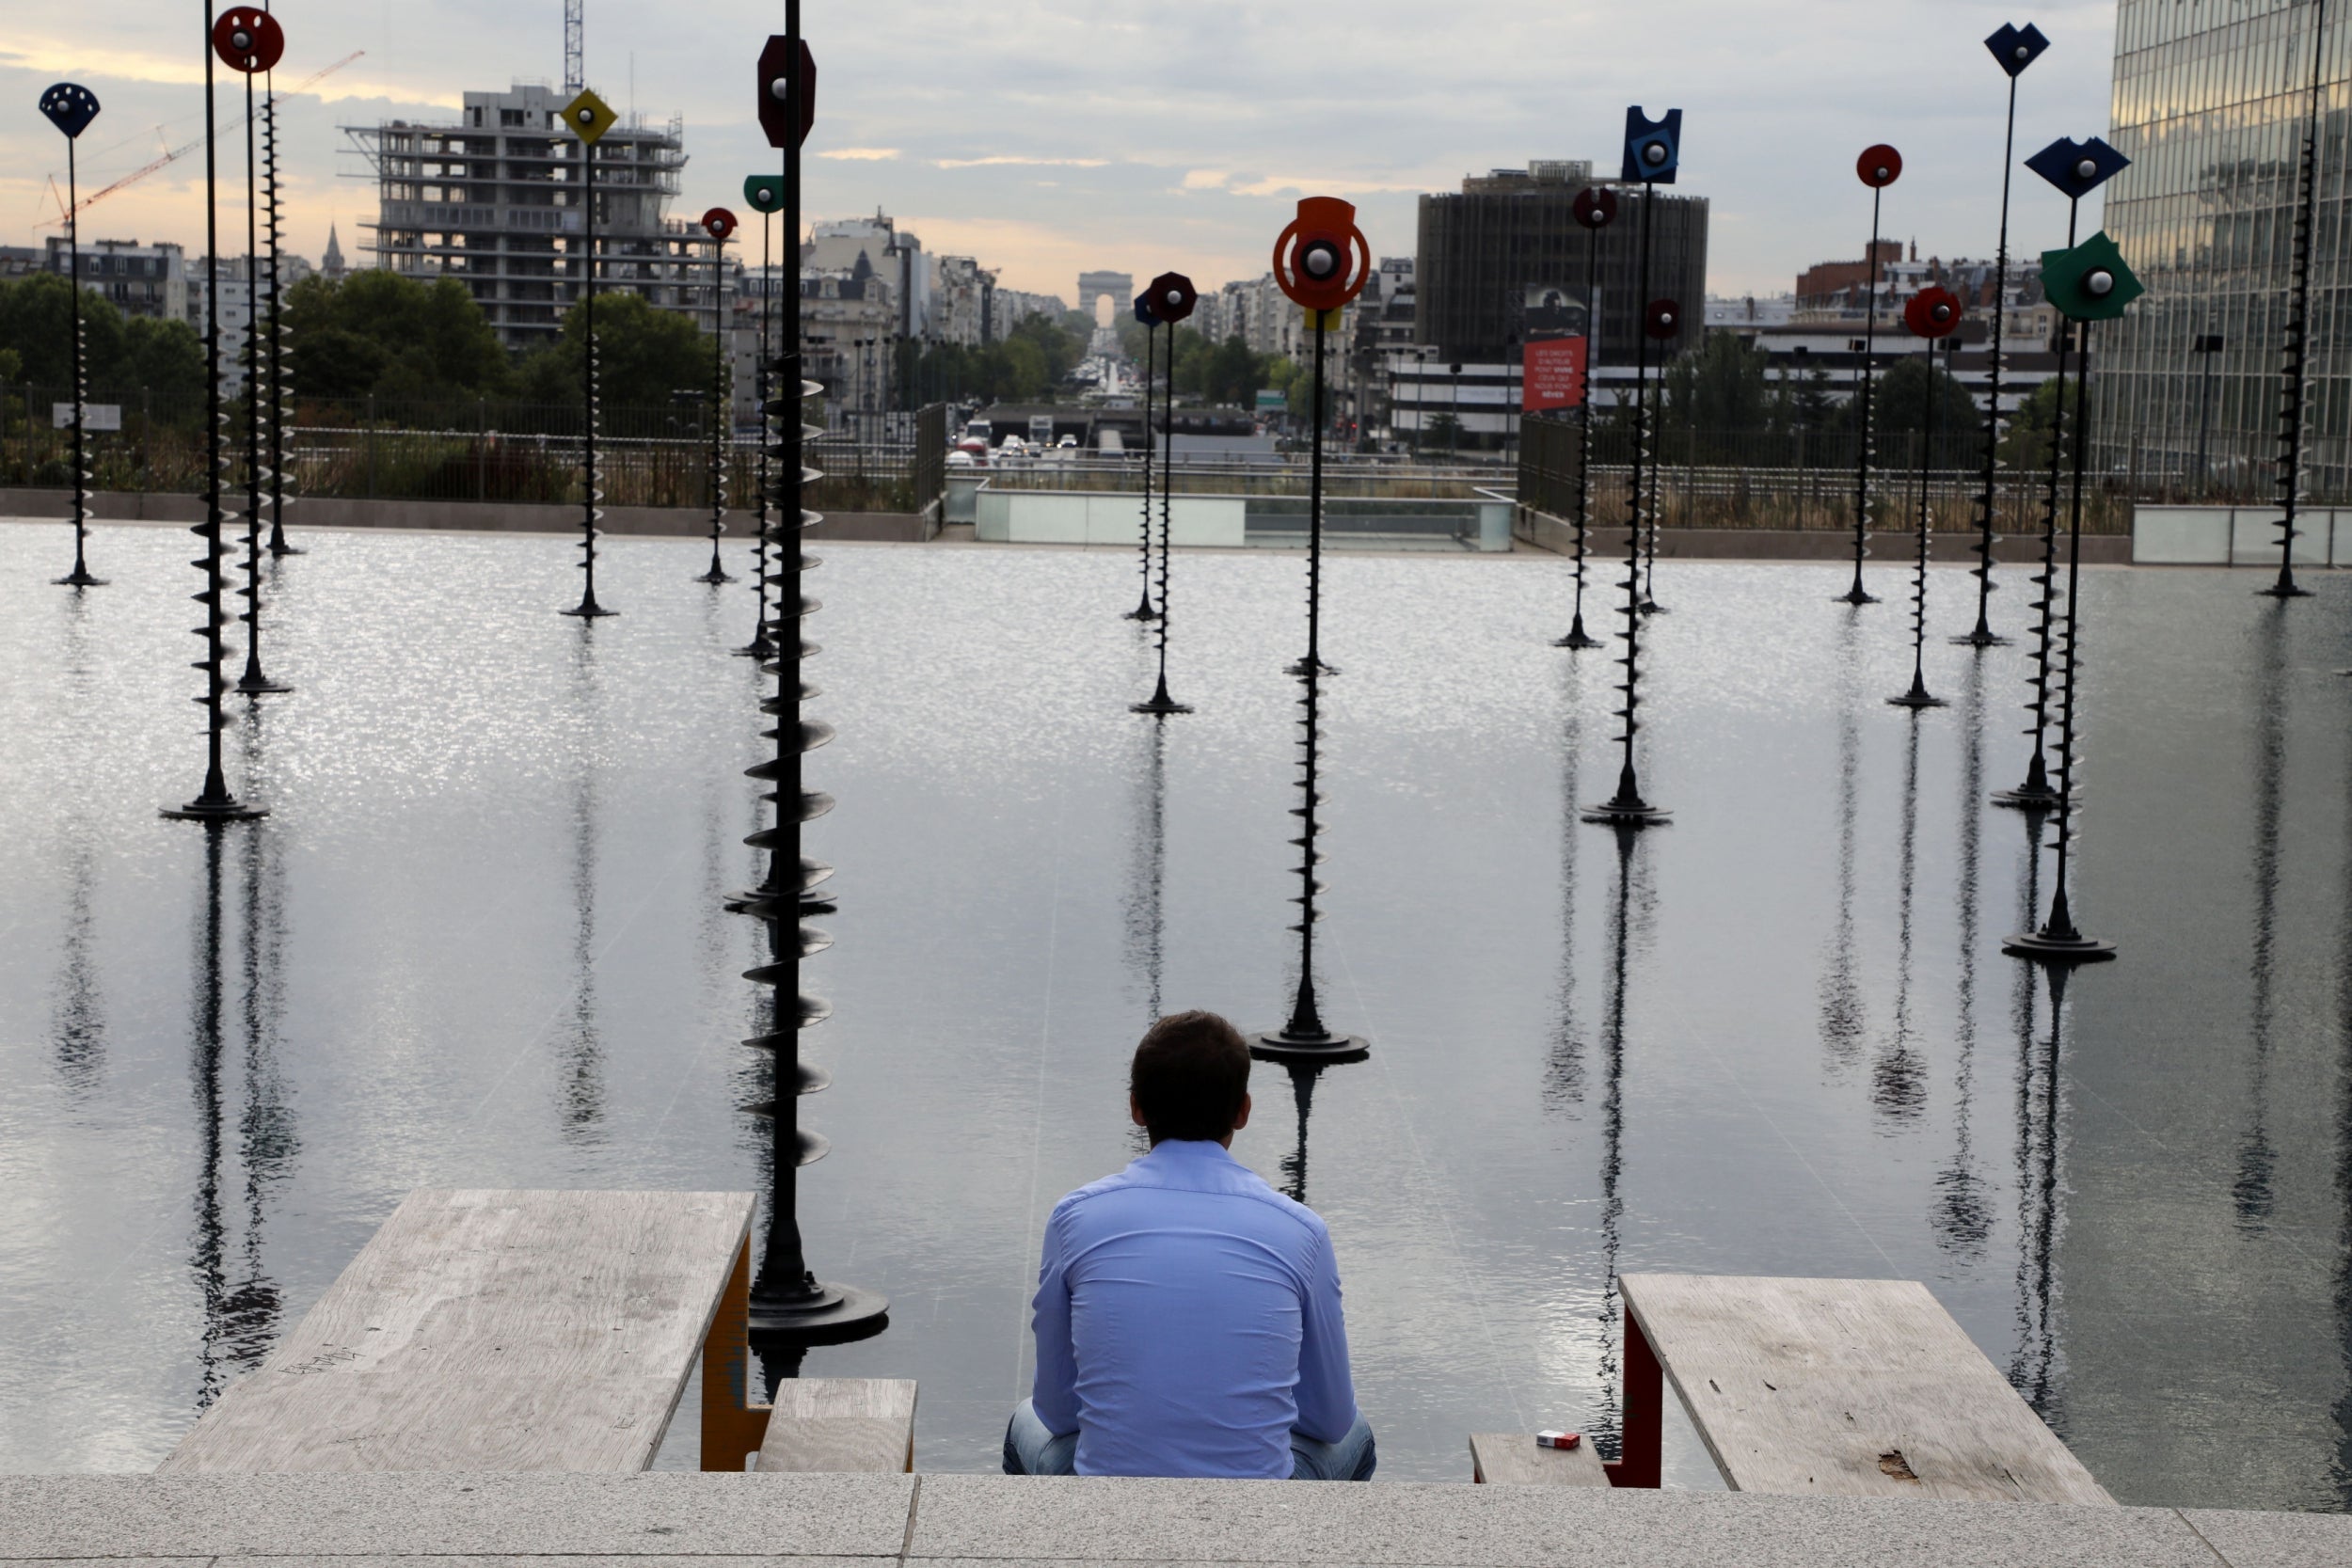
[3,1471,2342,1568]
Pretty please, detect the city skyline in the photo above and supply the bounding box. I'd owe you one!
[6,0,2120,303]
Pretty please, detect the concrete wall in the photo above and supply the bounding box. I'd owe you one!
[2131,504,2339,566]
[975,488,1247,546]
[1516,505,2134,564]
[0,489,930,542]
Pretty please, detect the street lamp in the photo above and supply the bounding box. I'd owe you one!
[2193,332,2223,496]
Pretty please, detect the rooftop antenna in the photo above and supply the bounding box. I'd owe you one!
[564,0,584,93]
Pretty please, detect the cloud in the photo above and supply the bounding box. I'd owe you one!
[818,147,901,161]
[932,156,1109,170]
[1180,170,1229,191]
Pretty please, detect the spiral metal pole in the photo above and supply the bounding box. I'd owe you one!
[1839,185,1886,605]
[1958,72,2022,646]
[1133,320,1190,715]
[1890,341,1947,709]
[1640,375,1666,614]
[1256,314,1366,1063]
[55,133,103,588]
[233,71,287,697]
[1584,185,1669,828]
[695,235,735,585]
[166,0,262,823]
[737,214,775,657]
[2006,320,2113,962]
[1995,198,2081,810]
[1555,219,1602,649]
[744,18,886,1334]
[564,139,612,618]
[1126,323,1158,620]
[2261,0,2327,599]
[261,41,300,559]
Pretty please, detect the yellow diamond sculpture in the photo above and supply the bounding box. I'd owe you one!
[563,87,617,146]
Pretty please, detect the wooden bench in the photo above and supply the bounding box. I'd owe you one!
[158,1189,773,1473]
[1468,1432,1609,1486]
[1608,1274,2113,1503]
[754,1378,917,1472]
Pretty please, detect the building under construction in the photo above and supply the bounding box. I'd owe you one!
[343,80,720,352]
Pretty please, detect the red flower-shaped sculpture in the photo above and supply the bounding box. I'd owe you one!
[1272,198,1370,313]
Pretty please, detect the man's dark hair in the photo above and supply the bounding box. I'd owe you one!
[1130,1011,1251,1143]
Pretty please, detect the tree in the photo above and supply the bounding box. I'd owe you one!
[1871,354,1982,445]
[0,272,131,389]
[1660,333,1774,460]
[282,271,515,408]
[1997,375,2063,472]
[122,315,205,404]
[517,289,712,412]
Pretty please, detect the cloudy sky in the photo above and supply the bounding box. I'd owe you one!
[5,1,2120,304]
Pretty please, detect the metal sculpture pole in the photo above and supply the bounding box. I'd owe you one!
[1126,297,1160,621]
[744,19,884,1340]
[738,176,785,658]
[694,206,739,585]
[1998,136,2124,807]
[230,25,289,697]
[1584,105,1681,830]
[1641,354,1667,615]
[166,5,265,824]
[1840,145,1901,606]
[1892,288,1963,709]
[2005,232,2138,963]
[562,86,618,618]
[1956,23,2049,645]
[2262,0,2328,600]
[261,22,301,559]
[1556,187,1614,650]
[1134,273,1197,716]
[41,83,103,588]
[1256,196,1372,1065]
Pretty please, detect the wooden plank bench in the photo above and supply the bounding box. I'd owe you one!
[755,1378,917,1472]
[158,1188,771,1473]
[1468,1433,1609,1486]
[1608,1274,2113,1503]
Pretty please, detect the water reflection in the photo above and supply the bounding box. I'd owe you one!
[1588,821,1644,1463]
[188,825,232,1409]
[1873,713,1928,1125]
[2236,608,2289,1231]
[1820,610,1867,1069]
[1278,1063,1322,1205]
[2334,725,2352,1507]
[1125,718,1169,1029]
[226,781,294,1373]
[1934,660,1993,1260]
[564,634,608,1141]
[52,601,104,1097]
[1545,673,1586,1116]
[2008,801,2058,1407]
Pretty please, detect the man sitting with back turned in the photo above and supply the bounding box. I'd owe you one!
[1004,1010,1375,1480]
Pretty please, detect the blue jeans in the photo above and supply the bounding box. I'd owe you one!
[1001,1398,1376,1480]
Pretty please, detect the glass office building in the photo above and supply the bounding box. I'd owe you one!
[2100,0,2345,495]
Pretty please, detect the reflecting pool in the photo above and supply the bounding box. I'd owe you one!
[3,520,2350,1503]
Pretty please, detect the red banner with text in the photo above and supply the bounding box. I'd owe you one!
[1522,336,1588,413]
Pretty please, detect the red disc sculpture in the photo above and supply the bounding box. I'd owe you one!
[1839,142,1901,606]
[211,8,283,72]
[1889,283,1964,712]
[1857,144,1902,189]
[692,208,740,585]
[702,207,739,243]
[1645,298,1681,340]
[1271,197,1370,313]
[1258,199,1372,1068]
[1572,186,1618,230]
[1132,272,1198,717]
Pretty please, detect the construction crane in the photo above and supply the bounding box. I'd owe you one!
[564,0,584,93]
[42,50,365,226]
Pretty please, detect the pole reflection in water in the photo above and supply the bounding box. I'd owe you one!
[1874,713,1929,1123]
[1123,718,1171,1160]
[2238,609,2291,1231]
[1820,611,1868,1070]
[2333,710,2352,1508]
[1279,1063,1322,1205]
[2011,963,2072,1432]
[52,598,104,1095]
[1546,680,1586,1115]
[227,757,294,1371]
[1934,659,1992,1259]
[1588,821,1645,1463]
[564,635,608,1140]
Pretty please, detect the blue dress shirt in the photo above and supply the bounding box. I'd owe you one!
[1028,1138,1359,1478]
